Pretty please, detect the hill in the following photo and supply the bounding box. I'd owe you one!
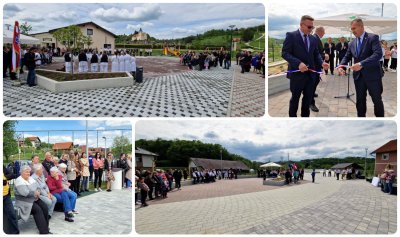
[116,24,265,51]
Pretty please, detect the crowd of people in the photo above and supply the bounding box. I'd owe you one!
[3,151,132,234]
[236,50,265,77]
[180,50,232,70]
[135,168,243,207]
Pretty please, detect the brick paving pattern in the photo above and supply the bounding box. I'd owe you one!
[229,65,265,117]
[135,175,396,234]
[19,189,132,234]
[268,71,397,117]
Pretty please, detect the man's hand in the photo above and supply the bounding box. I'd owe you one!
[338,67,346,76]
[350,63,362,72]
[324,54,329,61]
[298,62,308,72]
[322,62,329,70]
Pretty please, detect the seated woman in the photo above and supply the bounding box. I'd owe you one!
[31,164,57,219]
[14,165,50,234]
[46,165,77,222]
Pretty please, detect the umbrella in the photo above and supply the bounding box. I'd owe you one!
[3,29,40,45]
[260,162,282,168]
[314,13,397,36]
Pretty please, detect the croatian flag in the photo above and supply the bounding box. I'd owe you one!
[11,21,21,73]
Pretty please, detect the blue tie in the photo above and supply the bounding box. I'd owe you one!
[356,37,362,56]
[303,34,308,52]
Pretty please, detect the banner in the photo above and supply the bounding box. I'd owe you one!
[11,21,21,73]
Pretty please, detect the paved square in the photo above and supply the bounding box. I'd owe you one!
[135,175,396,234]
[3,62,264,117]
[19,189,132,234]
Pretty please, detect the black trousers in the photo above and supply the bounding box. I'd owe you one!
[384,59,389,69]
[140,190,148,204]
[336,173,340,180]
[75,176,81,193]
[175,179,181,189]
[68,179,76,193]
[147,186,154,199]
[3,195,19,234]
[390,58,397,70]
[94,169,104,188]
[311,77,320,105]
[31,199,49,234]
[354,78,384,117]
[312,176,315,183]
[289,75,315,117]
[89,166,94,181]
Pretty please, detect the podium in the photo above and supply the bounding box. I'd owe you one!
[111,168,123,190]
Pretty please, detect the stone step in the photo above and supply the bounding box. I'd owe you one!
[268,74,289,95]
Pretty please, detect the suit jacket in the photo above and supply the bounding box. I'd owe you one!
[339,32,383,81]
[282,30,323,80]
[324,42,336,56]
[313,34,324,60]
[336,42,349,59]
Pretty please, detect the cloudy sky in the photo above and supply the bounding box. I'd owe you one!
[15,120,132,149]
[3,3,265,39]
[269,3,397,39]
[136,120,396,162]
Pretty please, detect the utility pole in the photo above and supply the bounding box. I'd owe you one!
[365,148,368,178]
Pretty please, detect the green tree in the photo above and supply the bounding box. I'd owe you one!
[242,28,255,42]
[20,22,32,35]
[82,35,93,49]
[53,25,83,50]
[24,137,32,147]
[3,121,18,162]
[112,135,132,155]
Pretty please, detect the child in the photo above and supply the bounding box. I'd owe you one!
[161,179,168,198]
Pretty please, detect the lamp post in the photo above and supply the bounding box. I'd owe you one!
[229,25,235,57]
[365,148,368,179]
[103,137,107,157]
[220,149,223,174]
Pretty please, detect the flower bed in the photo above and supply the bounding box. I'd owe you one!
[35,69,134,93]
[263,177,286,186]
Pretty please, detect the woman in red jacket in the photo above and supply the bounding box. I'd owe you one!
[46,166,77,222]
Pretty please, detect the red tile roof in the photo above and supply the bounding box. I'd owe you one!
[53,142,74,150]
[372,139,397,153]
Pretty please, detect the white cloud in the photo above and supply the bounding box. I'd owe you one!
[90,4,163,22]
[105,121,132,127]
[171,27,196,34]
[127,22,154,30]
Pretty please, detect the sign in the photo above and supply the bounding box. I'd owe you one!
[371,177,380,187]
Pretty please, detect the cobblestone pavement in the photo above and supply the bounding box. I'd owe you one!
[268,71,397,117]
[3,67,232,117]
[19,189,132,234]
[140,178,310,206]
[135,175,396,234]
[229,65,265,117]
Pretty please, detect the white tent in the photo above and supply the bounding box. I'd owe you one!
[314,13,397,36]
[260,162,282,168]
[3,29,40,45]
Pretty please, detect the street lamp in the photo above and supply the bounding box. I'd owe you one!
[365,148,368,179]
[229,25,235,57]
[220,149,223,174]
[103,137,107,157]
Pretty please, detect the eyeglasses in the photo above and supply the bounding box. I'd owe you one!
[302,23,314,30]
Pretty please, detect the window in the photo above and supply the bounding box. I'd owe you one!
[382,153,389,160]
[136,155,142,163]
[87,29,93,35]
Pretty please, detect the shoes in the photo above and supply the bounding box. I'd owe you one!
[149,198,154,200]
[67,212,74,218]
[85,189,89,192]
[314,93,318,98]
[65,217,74,222]
[106,189,111,192]
[98,188,103,191]
[94,188,98,192]
[310,104,319,112]
[141,203,149,207]
[72,210,79,214]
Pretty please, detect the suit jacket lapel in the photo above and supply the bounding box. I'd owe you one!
[359,32,368,57]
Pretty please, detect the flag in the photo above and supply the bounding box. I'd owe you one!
[11,21,21,73]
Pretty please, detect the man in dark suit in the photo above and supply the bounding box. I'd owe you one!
[310,26,326,112]
[324,37,336,75]
[336,37,349,65]
[338,18,384,117]
[282,15,329,117]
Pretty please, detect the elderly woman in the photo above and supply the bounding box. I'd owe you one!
[14,165,50,234]
[46,165,77,222]
[31,164,57,219]
[52,156,60,167]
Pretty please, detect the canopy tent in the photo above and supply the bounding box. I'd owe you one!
[314,13,397,36]
[3,29,40,45]
[260,162,282,168]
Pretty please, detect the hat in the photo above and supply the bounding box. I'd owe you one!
[58,163,67,169]
[50,166,59,173]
